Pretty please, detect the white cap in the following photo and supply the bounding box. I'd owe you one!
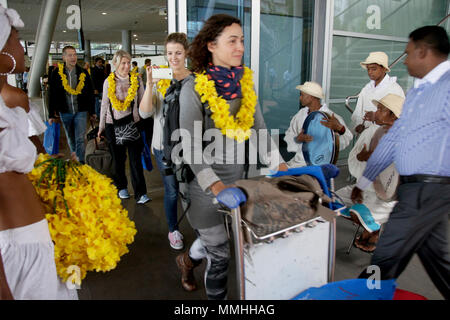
[0,5,24,51]
[360,51,391,72]
[372,93,405,118]
[295,81,325,100]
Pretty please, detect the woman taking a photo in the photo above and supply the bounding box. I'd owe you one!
[98,50,150,204]
[0,6,76,299]
[139,33,191,250]
[176,14,287,300]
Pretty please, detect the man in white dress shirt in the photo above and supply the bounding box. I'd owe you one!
[352,51,405,134]
[284,81,353,168]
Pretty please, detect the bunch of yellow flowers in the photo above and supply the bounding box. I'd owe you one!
[28,154,137,283]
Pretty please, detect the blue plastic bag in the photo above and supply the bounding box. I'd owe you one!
[292,279,397,300]
[141,130,153,171]
[43,121,60,155]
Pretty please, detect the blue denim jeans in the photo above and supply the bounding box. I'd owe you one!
[153,148,179,232]
[60,111,87,162]
[94,94,102,118]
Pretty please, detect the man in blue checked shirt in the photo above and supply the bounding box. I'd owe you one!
[351,25,450,300]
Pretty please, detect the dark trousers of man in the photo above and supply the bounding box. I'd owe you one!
[105,124,147,199]
[359,181,450,299]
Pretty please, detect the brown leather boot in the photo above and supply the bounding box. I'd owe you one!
[176,251,198,291]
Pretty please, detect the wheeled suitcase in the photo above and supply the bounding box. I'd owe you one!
[85,137,114,178]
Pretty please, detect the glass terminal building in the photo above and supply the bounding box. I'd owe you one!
[2,0,449,301]
[5,0,450,162]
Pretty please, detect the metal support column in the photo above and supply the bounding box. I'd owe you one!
[84,39,91,62]
[121,30,132,54]
[28,0,62,98]
[168,0,176,34]
[250,0,260,95]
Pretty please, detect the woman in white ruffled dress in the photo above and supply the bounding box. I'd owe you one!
[0,6,77,300]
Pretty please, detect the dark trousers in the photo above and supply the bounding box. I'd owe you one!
[359,182,450,299]
[189,224,230,300]
[105,124,147,199]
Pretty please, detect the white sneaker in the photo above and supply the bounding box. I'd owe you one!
[137,194,151,204]
[118,189,130,199]
[168,230,184,250]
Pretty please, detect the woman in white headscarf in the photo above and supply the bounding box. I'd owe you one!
[1,75,47,154]
[0,6,77,300]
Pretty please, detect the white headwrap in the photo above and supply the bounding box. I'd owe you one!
[0,5,24,51]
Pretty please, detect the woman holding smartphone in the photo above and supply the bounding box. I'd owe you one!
[139,33,191,250]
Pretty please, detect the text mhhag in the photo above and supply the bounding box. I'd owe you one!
[219,304,275,315]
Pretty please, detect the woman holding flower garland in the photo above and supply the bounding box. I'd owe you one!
[139,33,191,250]
[0,6,77,299]
[176,14,288,299]
[98,50,150,204]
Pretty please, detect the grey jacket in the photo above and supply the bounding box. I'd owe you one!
[178,75,284,229]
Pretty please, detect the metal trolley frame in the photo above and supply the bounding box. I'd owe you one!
[221,172,337,300]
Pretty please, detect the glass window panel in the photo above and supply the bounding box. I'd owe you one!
[329,36,413,100]
[334,0,449,38]
[259,0,314,132]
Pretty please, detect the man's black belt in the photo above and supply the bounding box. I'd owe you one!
[400,174,450,185]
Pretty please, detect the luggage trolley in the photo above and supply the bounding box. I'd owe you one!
[223,166,338,300]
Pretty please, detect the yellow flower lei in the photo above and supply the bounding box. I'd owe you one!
[130,66,138,74]
[107,72,139,111]
[194,66,257,142]
[58,63,86,95]
[28,154,137,284]
[157,79,171,98]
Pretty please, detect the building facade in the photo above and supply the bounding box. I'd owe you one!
[169,0,450,162]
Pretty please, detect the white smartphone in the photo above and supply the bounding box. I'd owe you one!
[152,67,173,80]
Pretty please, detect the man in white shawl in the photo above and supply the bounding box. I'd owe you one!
[284,81,353,168]
[352,52,405,134]
[336,93,405,253]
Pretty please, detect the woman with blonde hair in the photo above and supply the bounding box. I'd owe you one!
[139,32,191,250]
[0,5,77,299]
[98,50,150,204]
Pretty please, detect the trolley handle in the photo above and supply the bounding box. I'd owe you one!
[212,187,247,210]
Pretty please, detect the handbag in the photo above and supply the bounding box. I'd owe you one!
[43,121,60,155]
[108,99,140,146]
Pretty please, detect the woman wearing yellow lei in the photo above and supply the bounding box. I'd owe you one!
[139,33,191,251]
[98,50,150,204]
[175,14,287,300]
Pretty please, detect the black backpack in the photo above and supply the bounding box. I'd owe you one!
[161,79,195,183]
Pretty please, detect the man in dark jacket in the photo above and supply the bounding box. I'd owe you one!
[48,45,95,163]
[91,57,107,117]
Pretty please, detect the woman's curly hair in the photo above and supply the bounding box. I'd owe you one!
[165,32,189,51]
[188,14,241,73]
